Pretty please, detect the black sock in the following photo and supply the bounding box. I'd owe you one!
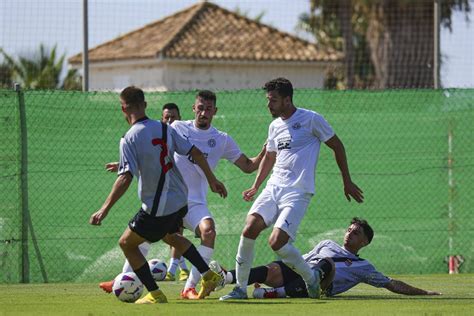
[248,266,268,284]
[134,262,158,292]
[182,245,208,274]
[314,259,333,280]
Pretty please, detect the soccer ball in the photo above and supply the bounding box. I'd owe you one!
[148,259,167,281]
[112,272,144,303]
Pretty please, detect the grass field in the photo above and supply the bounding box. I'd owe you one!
[1,274,473,315]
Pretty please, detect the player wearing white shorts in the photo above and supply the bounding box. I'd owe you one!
[172,90,265,299]
[220,77,364,300]
[215,217,440,297]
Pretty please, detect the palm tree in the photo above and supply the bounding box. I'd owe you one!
[299,0,471,89]
[0,44,81,90]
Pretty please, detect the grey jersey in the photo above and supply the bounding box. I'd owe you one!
[303,240,391,296]
[117,117,193,217]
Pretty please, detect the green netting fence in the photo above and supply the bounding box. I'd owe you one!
[1,88,473,284]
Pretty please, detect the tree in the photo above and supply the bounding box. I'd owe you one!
[0,44,81,90]
[299,0,471,89]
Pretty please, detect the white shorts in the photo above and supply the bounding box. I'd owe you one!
[248,185,312,241]
[183,202,212,233]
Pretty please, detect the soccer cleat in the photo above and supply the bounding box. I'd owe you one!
[179,269,190,281]
[208,260,227,291]
[180,287,200,300]
[306,269,321,299]
[253,287,279,299]
[99,280,114,293]
[198,270,223,299]
[164,272,176,281]
[135,290,168,304]
[219,286,248,301]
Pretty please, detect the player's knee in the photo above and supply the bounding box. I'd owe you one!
[118,237,131,252]
[200,226,216,242]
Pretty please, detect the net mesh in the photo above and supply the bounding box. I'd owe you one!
[1,88,473,283]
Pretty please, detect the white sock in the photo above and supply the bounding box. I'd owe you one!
[275,286,286,298]
[168,258,179,275]
[178,256,188,270]
[122,242,150,273]
[274,243,315,284]
[235,236,256,289]
[184,245,213,289]
[225,271,233,285]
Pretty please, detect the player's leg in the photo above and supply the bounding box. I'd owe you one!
[220,187,277,300]
[162,232,222,299]
[271,190,321,298]
[99,241,151,293]
[184,217,215,292]
[166,226,189,281]
[118,227,167,304]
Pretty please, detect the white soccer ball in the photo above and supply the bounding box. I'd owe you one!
[112,272,144,303]
[148,259,168,281]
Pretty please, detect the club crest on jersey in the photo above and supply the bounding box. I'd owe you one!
[277,136,292,150]
[208,139,216,148]
[344,259,353,266]
[292,122,301,130]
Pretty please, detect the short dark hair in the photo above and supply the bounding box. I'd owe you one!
[263,77,293,100]
[351,217,374,244]
[162,103,180,116]
[120,86,145,107]
[196,90,217,105]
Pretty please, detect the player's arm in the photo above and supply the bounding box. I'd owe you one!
[242,150,276,201]
[89,172,133,225]
[234,143,266,173]
[324,135,364,203]
[189,146,227,198]
[384,279,441,295]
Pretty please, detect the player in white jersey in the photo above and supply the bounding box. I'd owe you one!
[173,90,265,299]
[214,218,440,297]
[221,77,364,300]
[89,86,226,304]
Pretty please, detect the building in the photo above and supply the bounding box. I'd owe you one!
[68,2,342,91]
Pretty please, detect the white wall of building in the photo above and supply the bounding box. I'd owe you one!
[85,58,329,91]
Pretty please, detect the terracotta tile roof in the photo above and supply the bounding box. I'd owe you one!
[69,2,341,64]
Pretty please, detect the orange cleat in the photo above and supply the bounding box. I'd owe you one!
[180,287,200,300]
[99,280,114,293]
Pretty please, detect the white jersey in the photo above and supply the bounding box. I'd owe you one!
[117,117,193,217]
[303,240,391,296]
[171,120,242,204]
[266,108,334,194]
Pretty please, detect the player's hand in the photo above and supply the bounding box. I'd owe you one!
[105,162,119,172]
[209,179,227,198]
[89,208,109,225]
[243,187,258,201]
[344,181,364,203]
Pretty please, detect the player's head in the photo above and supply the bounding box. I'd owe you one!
[263,77,293,118]
[193,90,217,129]
[162,103,181,124]
[120,86,147,124]
[343,217,374,253]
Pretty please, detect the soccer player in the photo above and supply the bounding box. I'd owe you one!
[103,102,191,283]
[172,90,265,299]
[220,77,364,300]
[89,86,225,304]
[100,90,265,299]
[214,218,441,298]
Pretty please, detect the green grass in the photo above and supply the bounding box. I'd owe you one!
[1,274,473,315]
